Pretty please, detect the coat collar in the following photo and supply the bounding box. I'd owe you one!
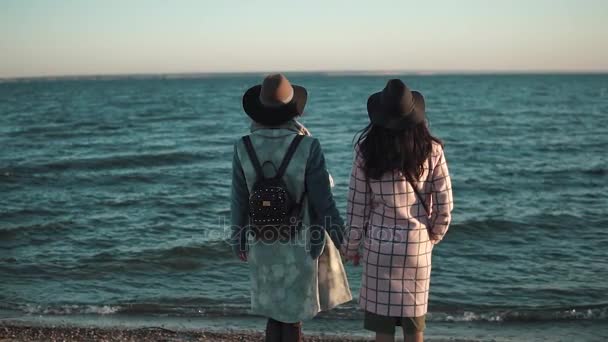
[250,120,301,137]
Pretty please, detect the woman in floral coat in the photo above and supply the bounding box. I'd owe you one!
[342,79,453,342]
[231,74,351,342]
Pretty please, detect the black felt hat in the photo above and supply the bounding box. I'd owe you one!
[367,79,426,130]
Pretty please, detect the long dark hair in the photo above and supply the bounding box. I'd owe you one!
[355,122,443,181]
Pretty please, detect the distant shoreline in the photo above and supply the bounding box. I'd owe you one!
[1,70,607,83]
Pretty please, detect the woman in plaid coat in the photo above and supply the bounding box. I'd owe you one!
[341,79,453,342]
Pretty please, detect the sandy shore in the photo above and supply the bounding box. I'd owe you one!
[0,325,372,342]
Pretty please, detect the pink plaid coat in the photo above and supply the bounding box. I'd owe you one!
[342,142,453,318]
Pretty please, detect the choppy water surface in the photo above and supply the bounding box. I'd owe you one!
[1,74,607,327]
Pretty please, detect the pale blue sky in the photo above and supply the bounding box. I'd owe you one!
[1,0,607,77]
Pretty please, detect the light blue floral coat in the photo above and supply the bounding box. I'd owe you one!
[230,121,352,323]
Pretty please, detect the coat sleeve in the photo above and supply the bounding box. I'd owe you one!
[341,147,371,256]
[230,142,249,256]
[429,147,453,241]
[305,138,345,259]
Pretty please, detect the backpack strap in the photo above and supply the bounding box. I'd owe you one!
[274,135,305,180]
[242,135,265,180]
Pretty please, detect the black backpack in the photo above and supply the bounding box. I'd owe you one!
[242,135,306,241]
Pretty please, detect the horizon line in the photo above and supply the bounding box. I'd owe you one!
[1,69,608,82]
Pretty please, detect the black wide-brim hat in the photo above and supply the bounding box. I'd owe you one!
[367,79,426,130]
[242,74,307,126]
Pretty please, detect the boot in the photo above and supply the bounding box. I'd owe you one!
[281,321,302,342]
[265,318,282,342]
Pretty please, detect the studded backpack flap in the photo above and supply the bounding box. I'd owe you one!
[242,135,306,241]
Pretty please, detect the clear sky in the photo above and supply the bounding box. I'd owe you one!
[1,0,607,78]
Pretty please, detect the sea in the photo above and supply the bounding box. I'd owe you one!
[1,74,607,341]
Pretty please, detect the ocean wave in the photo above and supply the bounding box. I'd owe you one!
[584,168,608,176]
[0,241,236,277]
[0,220,74,239]
[448,218,522,233]
[18,304,121,315]
[1,151,204,175]
[447,213,605,235]
[530,166,608,177]
[6,302,607,323]
[426,305,608,323]
[77,240,234,271]
[9,302,249,317]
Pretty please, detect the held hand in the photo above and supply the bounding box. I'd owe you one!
[238,252,248,262]
[340,248,361,266]
[429,233,441,245]
[349,253,360,266]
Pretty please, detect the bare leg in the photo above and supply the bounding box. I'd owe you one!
[376,333,395,342]
[402,326,423,342]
